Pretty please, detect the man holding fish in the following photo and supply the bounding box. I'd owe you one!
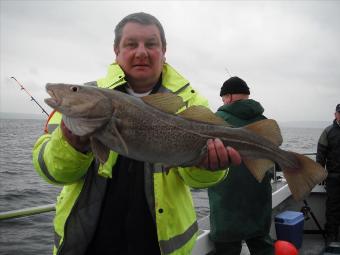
[33,12,241,255]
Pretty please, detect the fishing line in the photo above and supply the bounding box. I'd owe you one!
[10,76,50,117]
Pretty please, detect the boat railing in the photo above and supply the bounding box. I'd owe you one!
[0,203,55,221]
[0,153,320,221]
[272,152,316,180]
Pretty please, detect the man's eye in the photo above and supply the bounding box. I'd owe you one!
[146,42,158,48]
[125,42,137,48]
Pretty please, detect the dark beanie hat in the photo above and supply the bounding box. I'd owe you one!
[336,104,340,112]
[220,76,250,96]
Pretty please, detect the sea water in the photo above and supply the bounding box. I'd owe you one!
[0,119,325,254]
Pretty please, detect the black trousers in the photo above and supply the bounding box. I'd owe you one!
[325,175,340,241]
[213,234,274,255]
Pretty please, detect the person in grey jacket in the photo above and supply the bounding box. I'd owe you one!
[316,104,340,243]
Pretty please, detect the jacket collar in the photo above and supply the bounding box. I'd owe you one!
[98,62,190,93]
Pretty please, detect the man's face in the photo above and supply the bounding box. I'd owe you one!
[335,111,340,122]
[222,94,232,105]
[115,22,166,90]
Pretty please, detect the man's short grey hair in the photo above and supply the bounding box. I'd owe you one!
[114,12,167,50]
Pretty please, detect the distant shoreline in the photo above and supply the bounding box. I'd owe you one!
[0,112,330,128]
[279,121,329,129]
[0,112,46,120]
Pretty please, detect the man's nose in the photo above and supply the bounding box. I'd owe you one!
[135,44,147,58]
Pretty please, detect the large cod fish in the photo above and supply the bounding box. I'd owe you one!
[45,83,327,200]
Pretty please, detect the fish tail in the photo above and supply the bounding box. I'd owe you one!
[243,158,275,182]
[281,152,327,201]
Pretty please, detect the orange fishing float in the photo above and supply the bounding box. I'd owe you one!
[275,240,298,255]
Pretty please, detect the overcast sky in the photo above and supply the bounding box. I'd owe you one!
[1,1,339,122]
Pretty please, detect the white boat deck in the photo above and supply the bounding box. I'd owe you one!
[193,179,328,255]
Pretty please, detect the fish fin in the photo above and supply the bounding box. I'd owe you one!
[108,118,129,155]
[141,93,185,114]
[90,137,110,164]
[178,105,231,126]
[177,143,209,168]
[282,152,327,201]
[243,158,275,182]
[244,119,283,146]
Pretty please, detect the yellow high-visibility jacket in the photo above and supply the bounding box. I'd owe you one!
[33,63,228,255]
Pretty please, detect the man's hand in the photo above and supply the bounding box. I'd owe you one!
[60,120,90,153]
[198,138,241,170]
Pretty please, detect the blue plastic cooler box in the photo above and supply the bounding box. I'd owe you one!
[275,211,304,249]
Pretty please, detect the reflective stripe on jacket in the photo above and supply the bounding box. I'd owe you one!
[32,63,227,255]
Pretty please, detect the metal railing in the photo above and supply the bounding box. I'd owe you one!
[0,203,55,221]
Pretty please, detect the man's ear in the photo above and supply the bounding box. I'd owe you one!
[114,45,119,56]
[162,48,166,63]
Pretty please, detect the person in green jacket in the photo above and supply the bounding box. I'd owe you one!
[208,76,274,255]
[32,12,242,255]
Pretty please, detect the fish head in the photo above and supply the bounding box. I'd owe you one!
[45,83,114,136]
[45,83,113,119]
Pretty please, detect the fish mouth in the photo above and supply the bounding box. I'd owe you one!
[44,84,60,108]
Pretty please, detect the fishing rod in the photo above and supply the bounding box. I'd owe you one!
[224,67,232,78]
[10,76,50,117]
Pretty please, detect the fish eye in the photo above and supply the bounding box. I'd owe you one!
[70,86,79,92]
